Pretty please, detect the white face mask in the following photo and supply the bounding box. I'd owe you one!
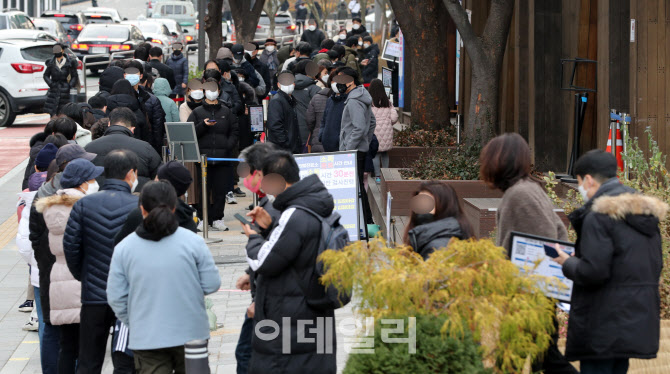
[280,84,295,95]
[190,90,204,100]
[321,74,329,83]
[131,172,138,193]
[339,34,346,40]
[205,90,219,101]
[85,180,99,195]
[266,45,275,52]
[331,82,340,94]
[245,50,254,56]
[363,43,370,49]
[239,77,245,82]
[358,40,363,46]
[308,25,316,31]
[352,24,360,30]
[578,183,589,202]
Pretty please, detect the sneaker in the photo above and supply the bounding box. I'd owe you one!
[212,220,229,231]
[22,309,38,331]
[18,300,33,313]
[245,204,253,211]
[375,177,381,184]
[233,187,246,197]
[197,220,204,232]
[226,192,238,204]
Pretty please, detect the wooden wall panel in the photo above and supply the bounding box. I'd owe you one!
[514,0,530,139]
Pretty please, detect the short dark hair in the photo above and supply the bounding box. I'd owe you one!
[320,39,335,50]
[44,133,68,148]
[52,116,78,140]
[203,59,220,71]
[88,95,106,109]
[363,36,373,43]
[59,102,83,125]
[262,151,300,184]
[293,59,311,75]
[240,143,280,172]
[109,107,137,128]
[297,42,312,56]
[352,17,362,23]
[345,36,360,48]
[110,59,128,69]
[104,149,139,180]
[479,133,531,191]
[149,46,163,57]
[127,60,144,75]
[338,67,359,84]
[332,45,345,59]
[133,48,148,61]
[574,150,618,182]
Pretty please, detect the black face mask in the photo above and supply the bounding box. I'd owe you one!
[413,213,435,227]
[203,69,222,82]
[173,50,182,56]
[336,83,348,94]
[54,52,63,58]
[187,100,202,110]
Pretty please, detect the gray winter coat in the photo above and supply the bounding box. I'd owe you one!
[339,86,376,152]
[408,217,465,260]
[292,74,321,145]
[305,87,331,153]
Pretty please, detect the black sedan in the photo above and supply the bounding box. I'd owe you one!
[71,24,145,74]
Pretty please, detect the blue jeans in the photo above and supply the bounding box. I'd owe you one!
[235,312,254,374]
[34,286,60,374]
[581,359,629,374]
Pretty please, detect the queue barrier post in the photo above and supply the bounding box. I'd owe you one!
[201,154,209,239]
[184,340,210,374]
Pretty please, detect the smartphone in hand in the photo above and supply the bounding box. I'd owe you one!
[234,213,251,226]
[544,244,560,259]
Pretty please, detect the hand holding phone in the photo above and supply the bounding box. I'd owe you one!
[544,244,559,259]
[205,118,216,126]
[234,213,251,226]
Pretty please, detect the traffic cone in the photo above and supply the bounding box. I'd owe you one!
[605,122,624,171]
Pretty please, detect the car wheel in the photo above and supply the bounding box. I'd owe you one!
[0,91,16,127]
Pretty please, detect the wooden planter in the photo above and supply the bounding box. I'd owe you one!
[387,146,456,168]
[380,168,503,216]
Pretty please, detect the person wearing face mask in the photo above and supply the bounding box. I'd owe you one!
[267,72,302,154]
[360,36,379,84]
[84,108,162,191]
[166,43,189,98]
[44,44,79,117]
[343,37,363,84]
[180,79,205,121]
[347,17,369,38]
[337,0,348,19]
[260,39,280,89]
[313,39,335,65]
[188,80,240,232]
[403,182,473,259]
[124,63,167,156]
[205,60,244,116]
[291,60,321,152]
[318,67,349,152]
[300,19,325,52]
[479,133,578,374]
[62,149,141,373]
[231,44,263,93]
[549,150,665,374]
[305,65,332,153]
[35,158,103,374]
[336,29,348,45]
[246,42,272,99]
[283,42,312,73]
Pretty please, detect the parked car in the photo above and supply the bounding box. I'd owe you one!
[32,18,70,46]
[158,18,187,48]
[0,40,85,126]
[0,10,36,30]
[0,29,59,43]
[70,24,145,74]
[149,1,197,46]
[254,11,296,43]
[122,19,171,56]
[40,10,87,42]
[84,13,117,24]
[84,7,124,23]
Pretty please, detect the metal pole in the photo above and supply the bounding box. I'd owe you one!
[184,340,210,374]
[198,0,206,68]
[201,154,209,239]
[610,110,617,156]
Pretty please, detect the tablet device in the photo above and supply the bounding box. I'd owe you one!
[508,231,575,302]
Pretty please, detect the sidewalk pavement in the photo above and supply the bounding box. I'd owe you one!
[0,181,355,373]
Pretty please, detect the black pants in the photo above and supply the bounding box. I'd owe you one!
[112,352,135,374]
[134,346,185,374]
[581,359,629,374]
[532,315,579,374]
[235,312,254,374]
[196,164,234,224]
[58,323,79,374]
[356,151,373,228]
[78,304,116,374]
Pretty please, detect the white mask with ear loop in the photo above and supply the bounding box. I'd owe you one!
[85,181,99,195]
[578,182,589,202]
[131,172,139,193]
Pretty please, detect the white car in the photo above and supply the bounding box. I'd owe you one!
[0,29,59,43]
[0,40,85,127]
[122,20,171,57]
[84,7,124,23]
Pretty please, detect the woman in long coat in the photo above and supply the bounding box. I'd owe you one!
[43,45,78,117]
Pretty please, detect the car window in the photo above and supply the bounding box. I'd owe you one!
[0,15,8,30]
[160,5,171,15]
[21,45,53,61]
[162,25,170,35]
[85,16,114,24]
[44,15,80,29]
[137,23,160,34]
[132,27,144,41]
[259,15,291,25]
[78,26,129,39]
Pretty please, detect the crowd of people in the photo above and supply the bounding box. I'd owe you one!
[10,10,664,374]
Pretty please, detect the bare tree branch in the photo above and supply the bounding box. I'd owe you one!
[481,0,514,68]
[230,0,267,44]
[442,0,488,69]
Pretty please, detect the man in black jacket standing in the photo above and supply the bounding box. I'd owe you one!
[247,42,272,99]
[300,19,326,53]
[148,47,176,89]
[553,150,666,374]
[267,73,301,154]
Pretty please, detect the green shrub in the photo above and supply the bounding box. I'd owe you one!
[400,141,482,181]
[343,315,491,374]
[394,124,457,147]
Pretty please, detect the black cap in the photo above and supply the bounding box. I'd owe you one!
[264,38,277,45]
[219,60,231,73]
[157,160,193,196]
[231,44,244,57]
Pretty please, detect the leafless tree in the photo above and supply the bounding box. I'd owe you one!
[205,0,224,60]
[264,0,281,38]
[229,0,267,45]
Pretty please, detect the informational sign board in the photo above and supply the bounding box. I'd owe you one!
[294,151,359,241]
[381,39,402,61]
[508,232,574,302]
[165,122,201,162]
[382,66,393,88]
[249,105,264,132]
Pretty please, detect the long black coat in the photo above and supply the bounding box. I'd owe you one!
[563,178,665,361]
[43,55,79,116]
[267,91,301,154]
[138,86,166,155]
[188,101,239,163]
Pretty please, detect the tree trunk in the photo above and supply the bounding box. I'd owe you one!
[206,0,224,60]
[264,1,278,38]
[468,67,498,140]
[230,0,267,45]
[360,0,367,20]
[387,0,450,129]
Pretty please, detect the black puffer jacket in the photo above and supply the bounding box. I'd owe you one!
[563,178,665,361]
[188,101,239,163]
[245,196,282,301]
[63,179,138,304]
[95,66,125,100]
[293,74,321,145]
[408,217,465,260]
[84,125,162,190]
[43,54,79,116]
[220,80,244,116]
[361,44,379,84]
[138,86,166,155]
[166,53,188,96]
[114,199,197,245]
[22,132,48,190]
[300,29,326,52]
[250,56,271,99]
[246,174,336,374]
[267,91,301,154]
[106,93,149,142]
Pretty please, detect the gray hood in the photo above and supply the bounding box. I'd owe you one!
[37,173,63,198]
[345,85,372,106]
[295,74,317,90]
[408,217,464,259]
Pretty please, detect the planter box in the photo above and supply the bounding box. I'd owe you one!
[380,168,503,217]
[387,146,456,168]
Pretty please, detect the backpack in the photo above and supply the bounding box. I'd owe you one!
[291,205,352,310]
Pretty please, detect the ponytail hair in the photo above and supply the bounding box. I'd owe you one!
[140,180,179,239]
